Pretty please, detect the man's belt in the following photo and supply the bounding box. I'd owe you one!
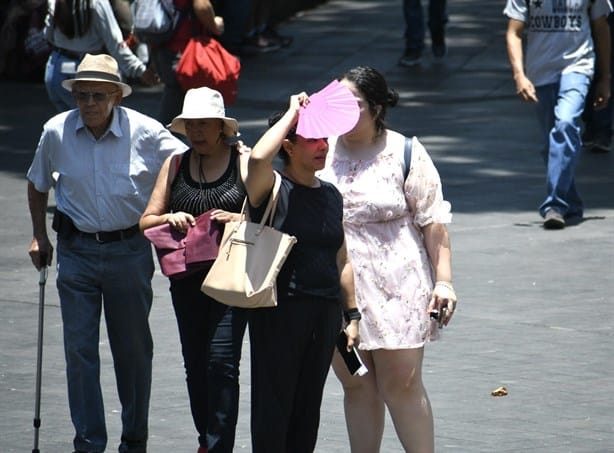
[53,209,139,243]
[76,224,140,243]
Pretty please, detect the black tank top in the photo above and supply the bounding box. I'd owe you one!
[169,148,246,216]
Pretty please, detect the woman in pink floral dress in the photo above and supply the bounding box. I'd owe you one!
[318,66,457,453]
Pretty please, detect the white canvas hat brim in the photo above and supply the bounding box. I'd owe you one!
[167,115,239,137]
[167,87,239,137]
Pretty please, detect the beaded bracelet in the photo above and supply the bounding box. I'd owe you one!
[343,308,362,323]
[435,281,455,291]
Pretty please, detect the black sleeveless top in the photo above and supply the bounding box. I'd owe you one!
[169,148,246,216]
[250,174,345,303]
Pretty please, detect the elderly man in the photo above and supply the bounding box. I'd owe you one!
[26,53,186,453]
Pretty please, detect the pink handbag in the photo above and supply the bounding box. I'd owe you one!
[144,209,222,279]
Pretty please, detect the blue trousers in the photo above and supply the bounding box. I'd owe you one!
[44,50,80,112]
[403,0,448,50]
[535,72,590,219]
[169,272,247,452]
[56,233,154,453]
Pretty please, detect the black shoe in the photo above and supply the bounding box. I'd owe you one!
[431,29,447,58]
[398,48,422,67]
[261,25,293,47]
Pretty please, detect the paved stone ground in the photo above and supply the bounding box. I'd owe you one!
[1,0,614,452]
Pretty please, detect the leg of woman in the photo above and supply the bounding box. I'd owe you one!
[205,302,247,453]
[286,301,341,453]
[331,348,385,453]
[248,305,298,453]
[372,348,434,453]
[248,299,314,453]
[170,272,212,450]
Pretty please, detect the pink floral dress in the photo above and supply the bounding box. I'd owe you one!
[319,130,452,349]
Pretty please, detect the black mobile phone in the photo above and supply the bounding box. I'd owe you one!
[336,330,368,376]
[430,306,448,328]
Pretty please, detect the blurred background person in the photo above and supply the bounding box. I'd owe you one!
[241,0,293,55]
[43,0,157,112]
[398,0,448,66]
[148,0,225,125]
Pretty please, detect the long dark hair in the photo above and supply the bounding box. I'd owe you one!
[340,66,399,136]
[54,0,92,38]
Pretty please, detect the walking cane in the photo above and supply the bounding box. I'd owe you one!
[33,252,48,453]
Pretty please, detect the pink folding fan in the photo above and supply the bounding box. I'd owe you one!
[296,79,360,139]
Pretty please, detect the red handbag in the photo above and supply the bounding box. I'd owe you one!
[175,35,241,104]
[144,209,222,279]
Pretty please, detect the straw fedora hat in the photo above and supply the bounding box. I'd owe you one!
[62,53,132,97]
[168,87,239,137]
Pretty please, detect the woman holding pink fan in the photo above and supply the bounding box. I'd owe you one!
[243,83,360,453]
[318,66,457,453]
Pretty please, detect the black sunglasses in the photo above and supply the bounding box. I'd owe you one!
[72,90,120,103]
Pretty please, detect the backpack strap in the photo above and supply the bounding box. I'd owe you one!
[403,136,413,180]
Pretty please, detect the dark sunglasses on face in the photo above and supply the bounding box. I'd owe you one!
[72,90,120,103]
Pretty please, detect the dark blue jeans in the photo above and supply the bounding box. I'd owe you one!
[169,272,247,452]
[403,0,448,50]
[56,233,154,453]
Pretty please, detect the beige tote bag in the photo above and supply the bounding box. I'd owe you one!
[201,172,297,308]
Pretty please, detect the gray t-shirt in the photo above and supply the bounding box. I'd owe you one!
[504,0,611,86]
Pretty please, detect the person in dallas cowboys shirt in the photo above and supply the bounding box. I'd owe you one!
[504,0,612,229]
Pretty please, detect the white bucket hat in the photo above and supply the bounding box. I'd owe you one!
[61,53,132,97]
[168,87,239,137]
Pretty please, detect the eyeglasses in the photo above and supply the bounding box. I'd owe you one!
[72,90,120,103]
